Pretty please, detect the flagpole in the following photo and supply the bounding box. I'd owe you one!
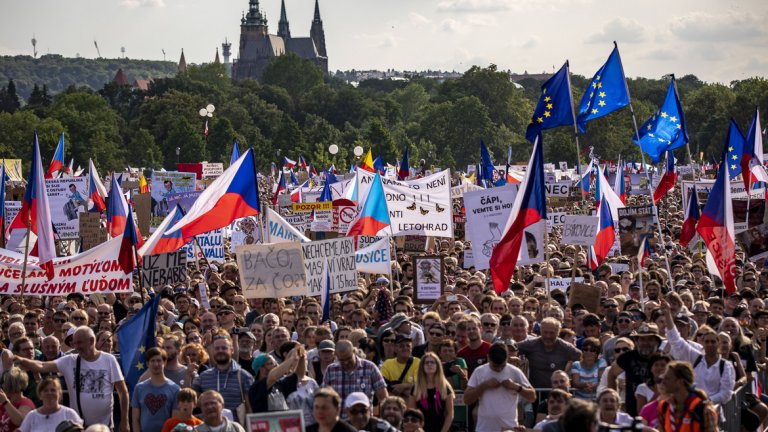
[565,60,585,204]
[133,244,145,305]
[668,76,698,182]
[18,215,32,302]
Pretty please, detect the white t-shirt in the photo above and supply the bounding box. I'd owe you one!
[467,363,531,432]
[19,407,83,432]
[55,352,125,427]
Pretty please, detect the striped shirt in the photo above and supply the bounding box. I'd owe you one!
[192,361,254,420]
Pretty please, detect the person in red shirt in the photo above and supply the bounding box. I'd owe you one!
[457,317,491,375]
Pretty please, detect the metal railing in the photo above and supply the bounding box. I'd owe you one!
[721,384,748,432]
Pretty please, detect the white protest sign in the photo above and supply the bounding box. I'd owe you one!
[302,237,357,295]
[518,220,546,265]
[609,263,630,273]
[547,212,567,231]
[4,202,23,249]
[236,243,308,298]
[357,235,383,250]
[559,162,568,171]
[46,177,88,239]
[334,205,358,234]
[230,217,262,252]
[545,181,571,197]
[463,250,474,268]
[184,229,224,262]
[562,215,598,246]
[463,184,518,270]
[141,250,188,287]
[358,169,453,238]
[202,162,224,179]
[355,237,391,274]
[547,277,584,291]
[266,208,309,243]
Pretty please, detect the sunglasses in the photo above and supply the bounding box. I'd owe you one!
[614,347,630,354]
[446,331,456,336]
[582,347,600,353]
[482,322,497,327]
[429,332,444,337]
[745,279,756,283]
[72,316,86,321]
[403,417,422,424]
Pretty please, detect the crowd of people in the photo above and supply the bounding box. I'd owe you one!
[0,178,765,432]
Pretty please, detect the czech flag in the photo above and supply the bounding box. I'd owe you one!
[679,186,700,247]
[613,160,626,204]
[118,204,142,274]
[298,155,307,170]
[273,170,287,205]
[291,180,310,203]
[741,108,768,191]
[283,156,296,169]
[270,162,277,178]
[88,159,108,213]
[65,159,74,176]
[581,159,594,195]
[593,192,616,265]
[7,132,56,279]
[138,175,149,194]
[596,164,624,220]
[309,164,319,178]
[45,132,65,179]
[398,148,410,181]
[168,148,261,244]
[697,149,737,295]
[320,258,332,323]
[360,149,375,172]
[347,172,391,237]
[107,175,129,238]
[289,170,299,186]
[489,134,547,294]
[637,235,651,267]
[653,150,677,204]
[138,205,186,256]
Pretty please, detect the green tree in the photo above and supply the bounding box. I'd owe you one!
[261,53,323,104]
[0,79,21,113]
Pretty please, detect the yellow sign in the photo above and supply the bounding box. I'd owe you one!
[0,160,23,181]
[292,202,333,212]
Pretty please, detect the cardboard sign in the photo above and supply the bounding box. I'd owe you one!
[246,410,305,432]
[230,217,262,252]
[545,181,572,197]
[333,205,358,234]
[463,250,474,268]
[167,191,203,213]
[45,177,88,239]
[202,162,224,179]
[133,193,151,236]
[79,212,107,251]
[562,215,598,246]
[151,172,196,230]
[141,250,188,288]
[547,212,567,231]
[355,237,391,274]
[292,202,332,212]
[568,283,602,313]
[617,206,657,256]
[518,220,546,266]
[302,237,357,295]
[236,243,308,298]
[413,255,444,303]
[402,235,428,252]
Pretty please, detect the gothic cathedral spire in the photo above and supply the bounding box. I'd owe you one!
[310,0,326,58]
[278,0,291,39]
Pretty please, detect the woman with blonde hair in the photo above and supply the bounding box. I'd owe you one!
[19,377,81,431]
[0,367,35,432]
[407,352,454,432]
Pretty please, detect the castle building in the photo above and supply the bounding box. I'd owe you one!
[232,0,328,81]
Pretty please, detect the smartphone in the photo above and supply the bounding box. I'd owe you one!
[447,295,458,302]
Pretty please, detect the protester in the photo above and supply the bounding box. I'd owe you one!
[0,367,35,432]
[306,388,356,432]
[343,392,398,432]
[19,377,82,432]
[194,390,245,432]
[161,388,204,432]
[131,347,181,432]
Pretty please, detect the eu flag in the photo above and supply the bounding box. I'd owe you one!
[116,294,161,392]
[525,62,575,143]
[576,44,630,133]
[725,118,745,180]
[634,77,689,163]
[479,140,499,186]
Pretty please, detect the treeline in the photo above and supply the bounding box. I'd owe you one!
[0,52,765,175]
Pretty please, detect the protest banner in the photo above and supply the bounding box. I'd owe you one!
[547,277,584,292]
[608,173,654,196]
[0,159,22,182]
[3,202,22,251]
[79,212,107,251]
[568,283,602,313]
[413,255,444,304]
[202,162,224,179]
[545,181,572,197]
[150,171,196,228]
[3,201,20,229]
[184,229,224,262]
[463,250,474,268]
[358,169,453,238]
[399,235,427,252]
[0,235,131,296]
[617,206,657,256]
[140,250,187,288]
[562,215,598,246]
[302,237,357,295]
[329,178,354,201]
[355,237,390,274]
[736,224,768,262]
[167,191,203,213]
[682,180,765,209]
[609,262,630,273]
[333,205,358,234]
[45,177,88,239]
[463,184,518,270]
[518,220,546,265]
[235,243,308,298]
[547,212,567,232]
[292,202,332,212]
[230,217,262,252]
[246,410,305,432]
[266,208,308,243]
[357,235,383,250]
[732,200,767,233]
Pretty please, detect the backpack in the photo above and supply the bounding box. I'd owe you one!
[692,355,725,376]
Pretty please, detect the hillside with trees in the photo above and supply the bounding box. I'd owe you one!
[0,52,765,175]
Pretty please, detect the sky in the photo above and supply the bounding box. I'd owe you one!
[1,0,767,84]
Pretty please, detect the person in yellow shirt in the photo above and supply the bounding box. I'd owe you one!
[381,335,420,398]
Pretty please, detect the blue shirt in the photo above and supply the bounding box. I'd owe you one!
[130,378,180,432]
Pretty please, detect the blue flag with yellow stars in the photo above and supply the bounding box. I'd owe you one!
[725,118,745,180]
[116,294,161,392]
[634,77,689,163]
[525,61,575,143]
[576,44,630,133]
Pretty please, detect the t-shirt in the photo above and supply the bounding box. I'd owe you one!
[54,352,125,427]
[570,359,606,400]
[161,416,204,432]
[305,420,357,432]
[381,357,420,385]
[248,375,299,414]
[457,342,491,375]
[18,407,82,432]
[0,398,36,432]
[517,338,582,388]
[165,366,190,387]
[467,363,531,432]
[131,378,181,432]
[615,350,652,417]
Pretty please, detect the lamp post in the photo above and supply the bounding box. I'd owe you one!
[199,104,214,145]
[176,147,180,165]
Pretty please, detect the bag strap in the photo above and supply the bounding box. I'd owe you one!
[397,357,414,383]
[693,355,703,369]
[237,367,251,413]
[75,355,84,420]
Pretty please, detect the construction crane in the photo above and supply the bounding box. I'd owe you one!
[94,40,101,58]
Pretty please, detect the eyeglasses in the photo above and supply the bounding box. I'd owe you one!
[72,316,86,321]
[604,304,618,309]
[582,347,600,353]
[403,417,422,424]
[54,319,67,324]
[482,322,497,328]
[429,332,444,337]
[446,331,456,336]
[614,347,630,354]
[745,279,756,283]
[617,319,631,324]
[500,321,512,326]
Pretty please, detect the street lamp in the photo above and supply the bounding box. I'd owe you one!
[353,146,363,160]
[176,147,181,165]
[199,104,214,141]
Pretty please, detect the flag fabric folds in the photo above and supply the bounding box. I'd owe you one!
[679,186,700,247]
[613,161,626,204]
[480,141,496,186]
[273,170,287,205]
[653,151,678,204]
[138,205,186,256]
[489,134,547,293]
[696,150,736,295]
[360,149,374,172]
[298,155,307,170]
[88,159,108,213]
[576,44,631,133]
[634,77,689,163]
[398,149,410,181]
[373,156,386,176]
[593,193,616,266]
[581,159,594,195]
[637,235,651,267]
[725,119,745,180]
[347,173,391,237]
[116,294,161,392]
[283,156,296,169]
[525,62,575,142]
[107,174,129,238]
[230,139,240,166]
[320,258,331,323]
[138,175,149,194]
[168,148,260,244]
[118,206,141,274]
[741,108,768,191]
[45,133,65,179]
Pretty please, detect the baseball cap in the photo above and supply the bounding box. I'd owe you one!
[319,340,336,351]
[345,392,371,408]
[216,305,235,315]
[395,334,412,344]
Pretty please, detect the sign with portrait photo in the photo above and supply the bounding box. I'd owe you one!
[413,255,444,304]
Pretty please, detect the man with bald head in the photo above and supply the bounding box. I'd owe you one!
[14,326,129,431]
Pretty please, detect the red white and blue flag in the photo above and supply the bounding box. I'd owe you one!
[107,174,129,238]
[7,132,56,279]
[593,192,616,266]
[273,169,287,205]
[697,150,737,295]
[489,134,547,294]
[138,205,186,256]
[653,150,677,204]
[741,108,768,191]
[298,155,307,170]
[45,133,65,179]
[679,186,700,247]
[283,156,296,169]
[168,148,261,244]
[347,172,391,237]
[580,159,594,195]
[613,160,626,204]
[398,148,410,181]
[637,235,652,267]
[117,204,142,274]
[88,159,108,213]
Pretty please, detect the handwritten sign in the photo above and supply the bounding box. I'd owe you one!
[236,243,307,298]
[141,250,187,288]
[562,215,598,246]
[302,237,357,295]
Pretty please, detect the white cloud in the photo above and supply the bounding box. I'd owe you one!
[354,33,399,49]
[436,0,592,13]
[519,35,541,49]
[440,15,496,33]
[440,18,468,33]
[670,11,767,42]
[408,12,431,26]
[643,48,677,61]
[586,17,646,44]
[120,0,165,8]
